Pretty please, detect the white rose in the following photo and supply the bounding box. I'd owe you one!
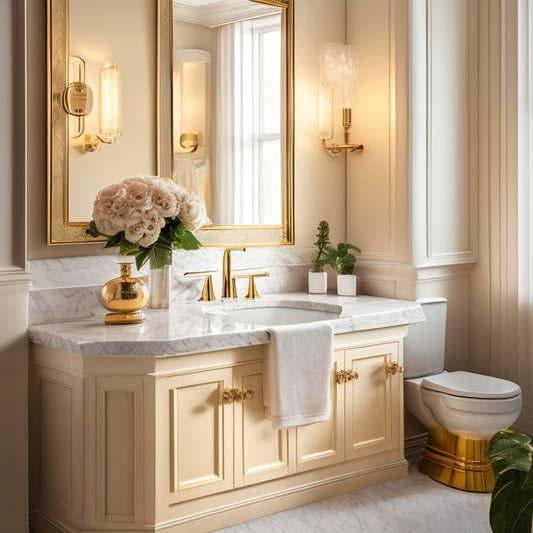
[124,176,154,209]
[178,190,209,230]
[92,182,130,235]
[151,179,179,218]
[124,207,165,247]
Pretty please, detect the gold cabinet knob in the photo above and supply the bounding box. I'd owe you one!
[335,369,359,384]
[386,362,404,377]
[222,388,255,404]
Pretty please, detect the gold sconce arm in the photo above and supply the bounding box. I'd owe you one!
[322,108,363,155]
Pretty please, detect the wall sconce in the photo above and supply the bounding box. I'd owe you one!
[175,49,210,154]
[318,42,363,155]
[62,58,122,153]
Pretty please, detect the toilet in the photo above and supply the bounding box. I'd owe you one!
[404,297,522,493]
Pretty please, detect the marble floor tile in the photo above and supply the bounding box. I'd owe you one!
[214,464,491,533]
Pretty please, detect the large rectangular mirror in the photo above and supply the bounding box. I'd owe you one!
[47,0,293,246]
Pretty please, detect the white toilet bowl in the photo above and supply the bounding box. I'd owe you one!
[405,370,522,440]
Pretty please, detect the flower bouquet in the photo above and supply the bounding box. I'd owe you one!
[85,175,209,271]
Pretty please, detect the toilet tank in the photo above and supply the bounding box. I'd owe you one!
[403,298,447,379]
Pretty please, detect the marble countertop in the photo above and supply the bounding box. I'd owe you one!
[28,293,425,357]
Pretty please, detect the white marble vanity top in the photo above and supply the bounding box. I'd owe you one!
[28,293,425,357]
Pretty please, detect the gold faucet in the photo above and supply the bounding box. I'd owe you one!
[222,247,246,298]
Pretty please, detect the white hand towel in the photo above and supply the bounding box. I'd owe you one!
[263,321,334,429]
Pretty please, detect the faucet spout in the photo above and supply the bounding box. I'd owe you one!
[222,247,245,298]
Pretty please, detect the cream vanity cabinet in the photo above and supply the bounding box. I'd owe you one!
[30,326,408,533]
[296,330,403,472]
[165,357,290,505]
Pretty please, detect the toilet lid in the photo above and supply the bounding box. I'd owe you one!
[421,371,521,399]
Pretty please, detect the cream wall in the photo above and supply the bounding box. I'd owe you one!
[1,0,30,531]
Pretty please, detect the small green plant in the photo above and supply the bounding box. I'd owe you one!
[312,221,330,272]
[487,429,533,533]
[323,242,361,275]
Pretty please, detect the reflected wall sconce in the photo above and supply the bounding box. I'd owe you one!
[318,42,363,155]
[175,49,211,154]
[62,57,122,153]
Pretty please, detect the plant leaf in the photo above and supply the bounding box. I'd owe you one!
[490,469,533,533]
[488,430,533,476]
[488,430,533,533]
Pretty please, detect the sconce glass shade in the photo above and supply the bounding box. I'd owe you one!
[318,82,333,140]
[98,62,122,143]
[179,56,209,150]
[319,42,358,107]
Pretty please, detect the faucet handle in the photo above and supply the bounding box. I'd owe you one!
[183,271,216,301]
[232,272,270,299]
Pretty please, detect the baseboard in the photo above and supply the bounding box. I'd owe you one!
[404,432,428,464]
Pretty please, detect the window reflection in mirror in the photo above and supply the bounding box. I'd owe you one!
[173,0,285,227]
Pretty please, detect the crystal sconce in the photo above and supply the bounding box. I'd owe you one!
[318,42,363,155]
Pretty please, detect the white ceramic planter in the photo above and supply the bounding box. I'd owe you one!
[337,274,357,296]
[308,271,328,294]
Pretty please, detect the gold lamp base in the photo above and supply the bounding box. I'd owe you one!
[100,263,149,324]
[419,427,495,493]
[104,310,146,325]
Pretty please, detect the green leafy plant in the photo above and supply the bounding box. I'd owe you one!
[323,242,361,275]
[487,429,533,533]
[311,221,330,272]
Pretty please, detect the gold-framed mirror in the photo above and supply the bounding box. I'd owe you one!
[47,0,293,246]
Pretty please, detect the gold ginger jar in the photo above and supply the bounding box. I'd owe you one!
[100,262,149,324]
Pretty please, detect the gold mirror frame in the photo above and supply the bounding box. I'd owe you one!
[47,0,293,246]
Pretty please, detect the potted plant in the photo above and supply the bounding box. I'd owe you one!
[487,429,533,533]
[323,241,361,296]
[308,221,330,293]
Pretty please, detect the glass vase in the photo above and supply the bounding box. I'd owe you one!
[149,250,172,309]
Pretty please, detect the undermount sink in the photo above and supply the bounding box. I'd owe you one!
[210,301,342,326]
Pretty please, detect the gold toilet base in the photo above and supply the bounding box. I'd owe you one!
[419,428,495,493]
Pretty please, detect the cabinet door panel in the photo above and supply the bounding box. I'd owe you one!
[345,342,401,460]
[295,350,344,471]
[168,368,233,502]
[234,362,290,486]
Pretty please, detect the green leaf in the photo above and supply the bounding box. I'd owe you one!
[488,430,533,533]
[488,430,533,476]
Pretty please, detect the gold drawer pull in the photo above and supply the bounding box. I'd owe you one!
[222,388,255,404]
[336,370,359,384]
[386,362,404,377]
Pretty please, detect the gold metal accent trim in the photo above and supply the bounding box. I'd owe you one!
[104,310,145,325]
[419,427,495,493]
[336,369,359,384]
[222,388,255,404]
